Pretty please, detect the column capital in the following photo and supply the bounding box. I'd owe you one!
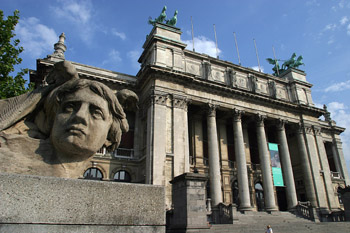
[313,126,322,136]
[232,108,244,121]
[206,103,217,117]
[153,93,168,106]
[173,97,190,111]
[276,119,288,130]
[293,122,304,134]
[304,125,313,135]
[256,114,266,127]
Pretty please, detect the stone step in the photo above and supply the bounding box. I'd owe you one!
[195,211,350,233]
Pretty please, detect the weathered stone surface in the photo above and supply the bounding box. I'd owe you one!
[0,173,165,227]
[0,61,137,179]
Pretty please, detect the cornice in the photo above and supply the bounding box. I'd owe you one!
[136,65,324,118]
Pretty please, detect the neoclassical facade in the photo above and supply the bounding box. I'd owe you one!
[31,24,349,214]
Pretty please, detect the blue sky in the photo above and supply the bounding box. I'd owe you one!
[2,0,350,175]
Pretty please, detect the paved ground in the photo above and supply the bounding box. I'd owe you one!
[195,212,350,233]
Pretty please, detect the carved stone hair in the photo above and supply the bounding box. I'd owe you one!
[41,78,129,151]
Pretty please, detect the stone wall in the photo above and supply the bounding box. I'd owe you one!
[0,173,165,233]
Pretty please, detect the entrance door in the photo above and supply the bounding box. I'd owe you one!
[255,182,265,211]
[276,187,288,211]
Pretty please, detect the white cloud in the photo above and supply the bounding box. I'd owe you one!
[325,80,350,92]
[347,24,350,35]
[251,66,264,73]
[16,17,58,58]
[327,36,335,44]
[326,101,350,175]
[102,49,122,67]
[127,50,141,72]
[340,16,349,25]
[183,36,221,58]
[111,28,126,40]
[324,23,337,31]
[54,0,92,25]
[51,0,94,44]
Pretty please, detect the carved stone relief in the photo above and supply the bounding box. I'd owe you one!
[0,61,138,179]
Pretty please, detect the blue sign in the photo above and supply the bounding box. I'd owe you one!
[268,143,284,187]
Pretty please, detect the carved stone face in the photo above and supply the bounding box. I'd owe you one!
[51,87,113,159]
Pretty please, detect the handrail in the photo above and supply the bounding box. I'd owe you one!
[296,201,314,221]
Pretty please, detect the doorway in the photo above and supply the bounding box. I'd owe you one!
[276,187,287,211]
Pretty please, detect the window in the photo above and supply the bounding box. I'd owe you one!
[114,170,131,182]
[83,168,103,180]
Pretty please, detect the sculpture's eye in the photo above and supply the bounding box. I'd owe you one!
[90,106,104,120]
[62,102,76,113]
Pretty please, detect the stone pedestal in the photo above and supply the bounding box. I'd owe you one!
[168,173,210,232]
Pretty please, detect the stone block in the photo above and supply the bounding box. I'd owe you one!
[0,173,165,232]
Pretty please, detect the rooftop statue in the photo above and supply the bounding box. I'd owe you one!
[0,61,138,178]
[266,58,281,77]
[148,6,167,26]
[267,53,304,76]
[148,6,178,27]
[166,10,178,26]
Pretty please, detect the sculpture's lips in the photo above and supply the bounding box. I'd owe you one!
[66,126,86,135]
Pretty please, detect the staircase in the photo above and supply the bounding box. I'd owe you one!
[196,211,350,233]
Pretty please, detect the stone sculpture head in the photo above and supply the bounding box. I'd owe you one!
[41,78,129,161]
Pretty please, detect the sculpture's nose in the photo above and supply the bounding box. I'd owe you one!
[72,103,88,125]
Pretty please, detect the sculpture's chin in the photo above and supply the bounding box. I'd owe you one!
[52,138,97,161]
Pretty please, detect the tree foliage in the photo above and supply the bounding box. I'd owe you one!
[0,10,33,99]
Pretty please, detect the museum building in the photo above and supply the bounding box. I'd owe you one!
[30,23,350,214]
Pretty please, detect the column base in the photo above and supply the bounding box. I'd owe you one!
[265,206,278,213]
[238,206,253,213]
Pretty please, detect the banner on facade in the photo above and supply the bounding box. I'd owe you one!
[268,143,284,187]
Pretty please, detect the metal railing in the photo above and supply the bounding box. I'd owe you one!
[114,148,134,158]
[96,147,134,159]
[331,171,342,179]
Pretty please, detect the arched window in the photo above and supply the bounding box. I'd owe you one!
[83,168,103,180]
[114,170,131,182]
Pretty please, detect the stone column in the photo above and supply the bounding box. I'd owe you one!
[145,94,168,185]
[295,124,317,207]
[232,109,251,211]
[276,119,297,209]
[207,104,223,206]
[173,97,190,176]
[304,125,328,209]
[313,126,337,210]
[256,115,277,211]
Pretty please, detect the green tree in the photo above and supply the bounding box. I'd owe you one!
[0,10,33,99]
